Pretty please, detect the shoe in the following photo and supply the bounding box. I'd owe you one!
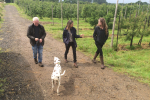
[74,62,78,68]
[39,62,44,67]
[34,58,38,64]
[100,56,105,69]
[92,53,98,63]
[65,59,68,63]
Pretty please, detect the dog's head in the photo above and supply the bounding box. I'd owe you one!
[54,57,61,65]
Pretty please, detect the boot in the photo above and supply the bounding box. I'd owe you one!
[74,62,78,68]
[34,58,38,64]
[100,56,105,69]
[39,62,44,67]
[92,53,98,63]
[64,59,68,63]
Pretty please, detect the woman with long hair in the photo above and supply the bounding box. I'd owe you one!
[92,18,109,69]
[63,20,84,68]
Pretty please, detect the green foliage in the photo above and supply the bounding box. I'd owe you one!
[81,4,90,21]
[64,0,77,4]
[121,10,150,47]
[93,0,107,4]
[15,0,150,47]
[5,0,14,3]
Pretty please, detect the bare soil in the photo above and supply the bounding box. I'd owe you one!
[0,5,150,100]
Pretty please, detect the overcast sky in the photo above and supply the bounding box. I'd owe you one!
[107,0,149,3]
[60,0,149,3]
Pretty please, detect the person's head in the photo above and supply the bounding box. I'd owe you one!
[97,18,108,35]
[66,20,73,31]
[33,17,39,26]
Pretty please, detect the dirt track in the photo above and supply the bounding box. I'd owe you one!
[0,5,150,100]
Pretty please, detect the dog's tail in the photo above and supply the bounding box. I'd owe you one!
[61,70,66,76]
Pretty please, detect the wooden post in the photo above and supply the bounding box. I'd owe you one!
[52,5,54,25]
[70,3,72,20]
[107,9,108,15]
[111,0,119,48]
[124,7,127,19]
[116,15,120,49]
[121,0,124,20]
[61,0,63,28]
[138,0,141,15]
[120,0,124,35]
[77,0,79,35]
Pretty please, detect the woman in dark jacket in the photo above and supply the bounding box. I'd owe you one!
[92,18,109,69]
[63,20,83,68]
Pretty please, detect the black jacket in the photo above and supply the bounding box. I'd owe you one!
[27,24,46,46]
[63,27,81,47]
[93,26,109,44]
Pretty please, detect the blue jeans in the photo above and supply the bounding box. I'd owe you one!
[32,44,43,63]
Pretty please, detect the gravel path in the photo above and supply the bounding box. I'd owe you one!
[0,5,150,100]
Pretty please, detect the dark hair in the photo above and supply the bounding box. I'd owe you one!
[66,20,73,31]
[97,18,108,35]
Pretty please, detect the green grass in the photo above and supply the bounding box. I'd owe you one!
[11,3,150,85]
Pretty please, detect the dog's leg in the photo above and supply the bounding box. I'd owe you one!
[57,77,61,96]
[52,79,54,92]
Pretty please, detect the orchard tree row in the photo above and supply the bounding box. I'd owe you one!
[15,0,149,29]
[15,0,150,48]
[39,0,107,4]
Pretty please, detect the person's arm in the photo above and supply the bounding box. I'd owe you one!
[63,29,68,43]
[74,28,82,38]
[40,26,46,40]
[93,27,97,41]
[106,28,109,40]
[27,26,35,40]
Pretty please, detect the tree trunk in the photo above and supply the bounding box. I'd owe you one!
[138,35,143,45]
[77,0,79,35]
[61,0,63,28]
[111,0,119,48]
[138,17,147,45]
[138,4,149,45]
[130,35,134,47]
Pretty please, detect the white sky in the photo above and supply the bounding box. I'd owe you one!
[60,0,149,3]
[107,0,149,3]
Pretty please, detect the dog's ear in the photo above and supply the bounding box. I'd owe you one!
[54,57,57,61]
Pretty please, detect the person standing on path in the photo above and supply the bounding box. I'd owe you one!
[63,20,84,68]
[27,17,46,67]
[92,18,109,69]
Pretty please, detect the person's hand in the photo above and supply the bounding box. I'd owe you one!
[39,39,42,43]
[35,38,39,41]
[80,34,84,38]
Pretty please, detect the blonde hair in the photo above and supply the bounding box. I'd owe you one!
[66,20,73,31]
[97,18,108,35]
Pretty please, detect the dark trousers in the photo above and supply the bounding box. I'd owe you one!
[65,42,77,63]
[95,43,104,56]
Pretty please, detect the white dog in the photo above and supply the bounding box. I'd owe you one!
[51,57,66,95]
